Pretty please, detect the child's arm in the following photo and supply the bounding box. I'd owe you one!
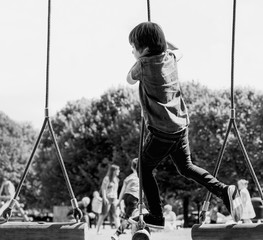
[127,71,138,85]
[127,61,141,85]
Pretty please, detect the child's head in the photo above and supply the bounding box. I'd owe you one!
[164,204,172,212]
[93,191,100,197]
[129,22,167,57]
[107,164,120,182]
[131,158,138,171]
[81,197,90,207]
[237,179,248,190]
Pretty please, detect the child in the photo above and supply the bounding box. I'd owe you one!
[209,205,218,224]
[127,22,243,229]
[111,158,139,240]
[237,179,255,223]
[67,197,90,223]
[0,176,29,221]
[0,177,16,218]
[0,177,15,202]
[96,164,120,234]
[91,191,103,215]
[163,204,177,230]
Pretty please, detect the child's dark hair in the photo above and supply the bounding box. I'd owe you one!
[129,22,167,56]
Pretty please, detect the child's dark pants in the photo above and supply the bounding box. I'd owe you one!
[141,127,227,217]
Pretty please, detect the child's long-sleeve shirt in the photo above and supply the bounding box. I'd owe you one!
[128,50,189,134]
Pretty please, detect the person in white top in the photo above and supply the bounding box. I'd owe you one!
[0,176,29,221]
[0,177,15,202]
[163,204,177,230]
[111,158,139,240]
[237,179,255,223]
[97,164,120,234]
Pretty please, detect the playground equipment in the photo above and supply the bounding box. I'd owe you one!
[0,0,262,240]
[0,222,88,240]
[192,0,263,239]
[0,0,82,225]
[131,116,151,240]
[131,1,152,240]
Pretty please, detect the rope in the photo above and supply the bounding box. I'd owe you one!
[147,0,151,22]
[230,0,236,110]
[138,115,145,219]
[45,0,51,114]
[136,0,152,230]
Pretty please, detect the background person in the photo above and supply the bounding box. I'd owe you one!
[0,176,29,221]
[91,190,103,226]
[209,205,218,224]
[0,177,15,203]
[237,179,255,223]
[67,196,91,224]
[96,164,120,234]
[163,204,177,231]
[111,158,139,240]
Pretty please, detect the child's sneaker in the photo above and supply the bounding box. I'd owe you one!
[223,185,243,222]
[128,213,164,229]
[111,233,119,240]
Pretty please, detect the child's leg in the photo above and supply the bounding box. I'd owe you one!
[140,128,226,211]
[140,132,176,217]
[169,128,227,198]
[113,194,137,236]
[169,128,243,222]
[115,219,129,234]
[97,200,111,233]
[111,200,120,229]
[96,214,106,233]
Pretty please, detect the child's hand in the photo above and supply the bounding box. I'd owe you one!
[167,41,183,62]
[167,41,178,50]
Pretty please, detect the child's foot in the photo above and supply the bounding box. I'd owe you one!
[223,185,243,222]
[128,213,164,229]
[111,233,119,240]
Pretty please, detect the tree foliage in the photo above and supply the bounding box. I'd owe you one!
[32,87,141,208]
[0,112,37,205]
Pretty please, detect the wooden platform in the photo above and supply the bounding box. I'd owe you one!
[0,222,88,240]
[192,223,263,240]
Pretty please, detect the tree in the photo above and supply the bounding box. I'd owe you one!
[24,83,263,216]
[2,82,263,226]
[0,111,37,206]
[33,86,142,208]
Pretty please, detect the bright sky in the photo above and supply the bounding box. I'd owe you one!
[1,0,263,129]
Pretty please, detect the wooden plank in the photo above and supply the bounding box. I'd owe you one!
[0,222,88,240]
[192,223,263,240]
